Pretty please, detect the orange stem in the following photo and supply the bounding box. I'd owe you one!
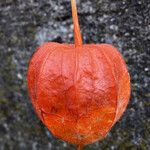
[77,145,84,150]
[71,0,83,47]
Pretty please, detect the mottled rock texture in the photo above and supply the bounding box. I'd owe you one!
[0,0,149,150]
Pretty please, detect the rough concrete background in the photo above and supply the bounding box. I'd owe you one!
[0,0,150,150]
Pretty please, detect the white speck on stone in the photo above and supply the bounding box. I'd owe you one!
[32,142,37,150]
[8,48,11,52]
[63,142,67,147]
[113,34,118,40]
[4,123,9,131]
[144,68,149,71]
[124,32,130,36]
[111,146,115,150]
[60,6,64,10]
[109,25,118,31]
[70,24,73,30]
[48,142,52,149]
[17,73,23,80]
[68,33,73,38]
[138,20,142,24]
[110,18,115,22]
[103,14,108,18]
[131,37,136,41]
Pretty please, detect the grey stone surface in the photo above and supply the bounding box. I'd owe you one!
[0,0,149,149]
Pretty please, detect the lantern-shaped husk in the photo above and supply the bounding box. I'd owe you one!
[27,0,130,149]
